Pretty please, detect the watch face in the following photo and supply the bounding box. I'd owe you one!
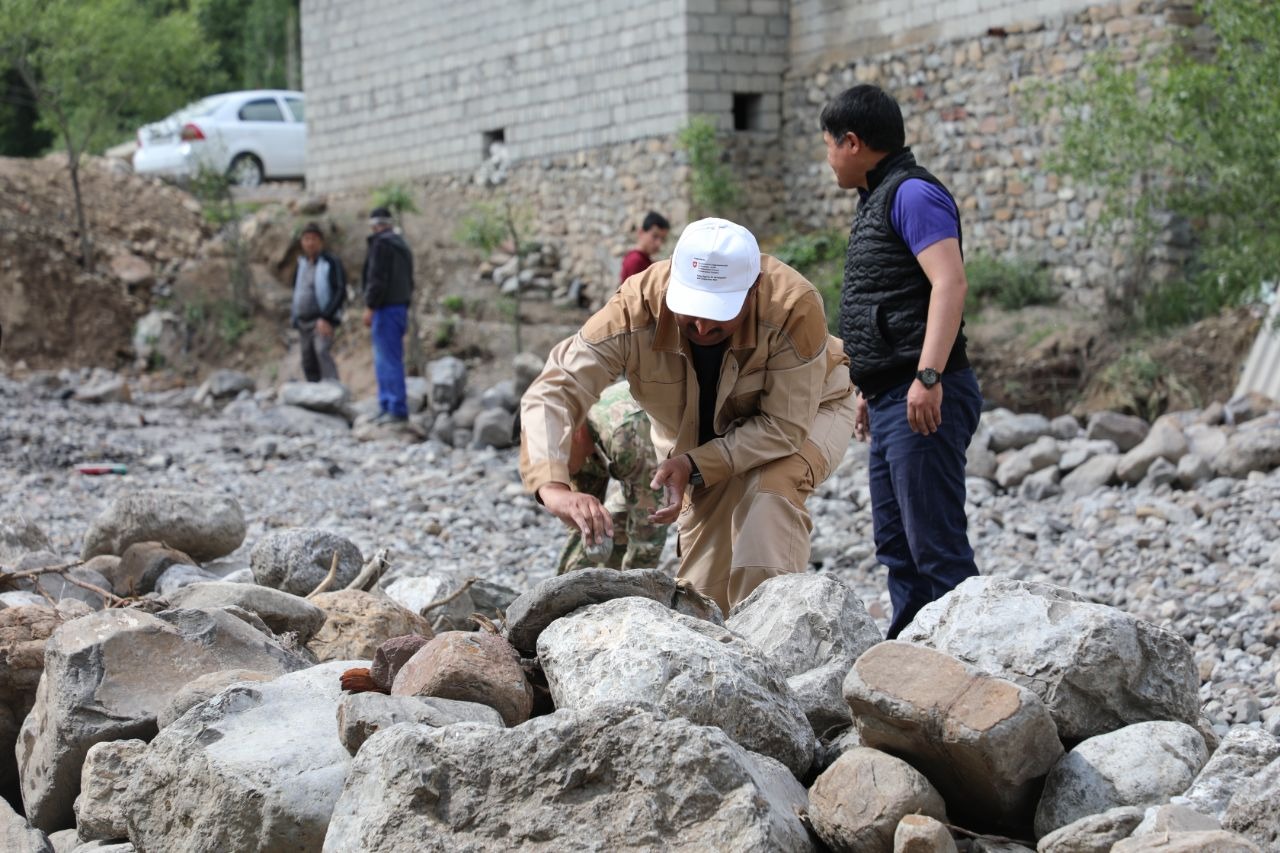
[919,368,939,386]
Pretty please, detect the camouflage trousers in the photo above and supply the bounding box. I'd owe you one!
[556,405,667,574]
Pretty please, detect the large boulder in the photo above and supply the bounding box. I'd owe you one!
[73,739,146,842]
[894,815,958,853]
[1222,754,1280,850]
[120,661,358,853]
[1060,454,1120,496]
[1111,830,1261,852]
[900,577,1199,742]
[156,669,277,729]
[249,528,363,597]
[844,641,1063,829]
[382,573,476,633]
[369,634,431,691]
[1116,419,1189,484]
[307,590,433,662]
[808,747,947,853]
[17,608,308,832]
[107,543,195,597]
[335,692,502,755]
[1182,728,1280,820]
[279,381,351,415]
[7,553,113,611]
[167,582,327,643]
[1086,411,1150,452]
[1036,806,1146,853]
[995,435,1061,489]
[1034,721,1209,837]
[1212,425,1280,478]
[538,596,813,777]
[391,631,533,727]
[80,492,245,562]
[0,795,52,853]
[471,408,515,449]
[427,356,467,413]
[504,567,722,655]
[321,703,813,851]
[988,412,1052,452]
[726,573,881,734]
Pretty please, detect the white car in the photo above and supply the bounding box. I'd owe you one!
[132,90,305,186]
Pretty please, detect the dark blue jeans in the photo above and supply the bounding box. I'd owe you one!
[868,368,982,639]
[371,304,409,418]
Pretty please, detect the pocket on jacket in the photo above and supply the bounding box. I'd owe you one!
[726,371,765,420]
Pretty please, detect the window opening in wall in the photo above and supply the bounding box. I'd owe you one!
[482,128,505,158]
[733,93,763,131]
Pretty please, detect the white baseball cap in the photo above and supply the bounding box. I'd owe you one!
[666,218,761,322]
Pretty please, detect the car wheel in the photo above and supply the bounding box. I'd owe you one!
[228,154,264,188]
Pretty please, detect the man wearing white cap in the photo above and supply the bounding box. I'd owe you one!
[520,217,857,615]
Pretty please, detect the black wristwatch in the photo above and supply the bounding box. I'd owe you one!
[686,455,704,487]
[916,367,941,388]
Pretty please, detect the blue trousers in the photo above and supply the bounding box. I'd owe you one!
[867,368,982,639]
[371,304,409,418]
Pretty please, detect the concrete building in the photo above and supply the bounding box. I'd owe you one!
[301,0,1186,303]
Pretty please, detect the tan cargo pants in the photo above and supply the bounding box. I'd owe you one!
[676,392,859,617]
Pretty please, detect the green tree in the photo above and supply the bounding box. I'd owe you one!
[457,199,535,354]
[1043,0,1280,325]
[677,116,742,218]
[0,0,220,271]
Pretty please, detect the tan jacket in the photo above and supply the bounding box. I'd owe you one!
[520,255,853,494]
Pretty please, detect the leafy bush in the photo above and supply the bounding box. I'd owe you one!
[965,253,1057,311]
[773,230,847,333]
[676,116,741,218]
[371,182,419,219]
[440,294,465,315]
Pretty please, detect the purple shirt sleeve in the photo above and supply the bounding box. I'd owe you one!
[890,178,960,256]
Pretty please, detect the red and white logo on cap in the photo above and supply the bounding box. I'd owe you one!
[691,260,698,268]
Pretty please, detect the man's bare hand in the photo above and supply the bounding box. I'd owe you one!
[907,379,943,435]
[853,392,870,442]
[537,483,613,545]
[648,454,692,524]
[316,318,334,337]
[362,308,373,328]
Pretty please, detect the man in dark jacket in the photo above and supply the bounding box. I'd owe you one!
[822,84,983,639]
[291,222,347,382]
[361,207,414,424]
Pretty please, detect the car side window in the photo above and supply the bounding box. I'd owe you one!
[239,99,285,122]
[284,98,305,122]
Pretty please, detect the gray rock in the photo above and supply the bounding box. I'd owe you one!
[404,376,430,413]
[17,608,308,831]
[107,542,192,597]
[0,794,53,852]
[0,515,50,564]
[382,573,476,633]
[120,661,359,853]
[220,568,256,584]
[0,591,48,608]
[73,739,147,842]
[167,582,327,643]
[1034,721,1209,837]
[320,703,814,852]
[249,528,363,597]
[1111,830,1262,852]
[258,404,350,436]
[1184,422,1229,460]
[1212,427,1280,477]
[539,596,814,777]
[726,573,881,734]
[511,352,544,395]
[428,356,467,413]
[901,577,1200,742]
[504,567,722,655]
[989,413,1052,452]
[1221,753,1280,850]
[469,578,520,621]
[997,435,1062,488]
[1020,465,1063,501]
[280,381,351,415]
[1035,806,1146,853]
[335,692,502,755]
[1131,803,1220,837]
[479,379,519,412]
[808,747,947,853]
[47,828,78,853]
[131,311,183,367]
[1049,414,1081,440]
[1060,453,1119,496]
[73,376,130,405]
[470,408,515,449]
[814,726,864,774]
[1118,419,1189,484]
[6,555,113,610]
[1086,411,1150,452]
[195,369,254,402]
[845,641,1063,827]
[1175,453,1213,488]
[152,563,220,597]
[1058,438,1120,473]
[1182,727,1280,820]
[967,444,998,480]
[80,491,246,562]
[156,669,277,729]
[1142,456,1178,489]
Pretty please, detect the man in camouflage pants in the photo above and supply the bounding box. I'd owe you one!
[555,382,667,573]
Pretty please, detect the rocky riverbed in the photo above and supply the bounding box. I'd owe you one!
[2,368,1278,744]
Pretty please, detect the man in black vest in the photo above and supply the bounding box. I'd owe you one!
[821,84,983,639]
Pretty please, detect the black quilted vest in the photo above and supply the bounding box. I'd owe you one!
[839,148,968,397]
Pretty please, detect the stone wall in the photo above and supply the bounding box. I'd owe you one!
[782,0,1185,307]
